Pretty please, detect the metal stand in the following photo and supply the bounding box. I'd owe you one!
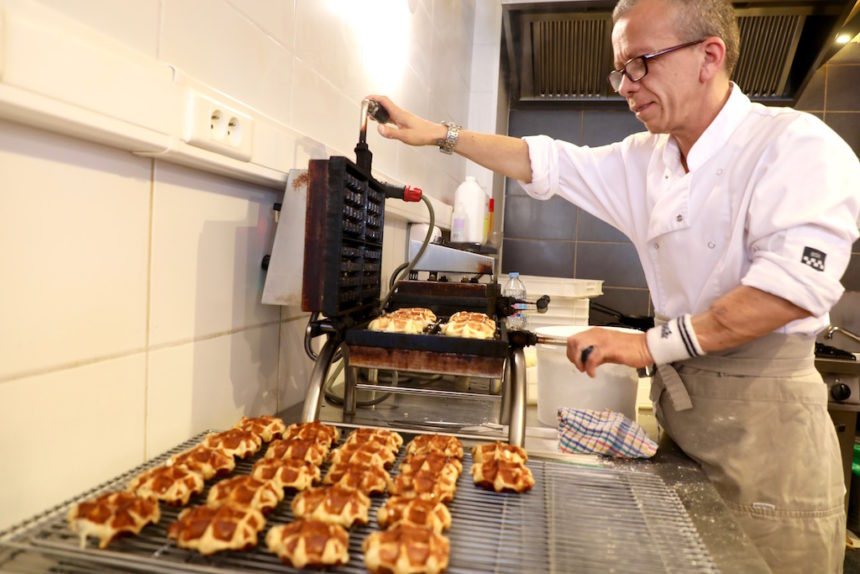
[506,348,527,447]
[301,335,341,423]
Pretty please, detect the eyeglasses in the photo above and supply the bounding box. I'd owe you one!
[608,39,705,92]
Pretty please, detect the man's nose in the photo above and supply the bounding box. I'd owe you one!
[617,73,638,97]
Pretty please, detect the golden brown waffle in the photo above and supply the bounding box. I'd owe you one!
[441,311,496,339]
[291,485,370,528]
[399,453,463,481]
[363,523,450,574]
[232,416,287,442]
[471,459,535,493]
[206,475,283,513]
[251,457,320,491]
[202,429,262,459]
[167,504,265,555]
[266,519,350,568]
[323,462,392,495]
[167,445,235,480]
[328,442,396,469]
[127,464,204,506]
[368,307,436,334]
[264,438,329,466]
[281,421,340,449]
[377,496,452,533]
[67,491,160,549]
[405,434,464,460]
[471,441,528,464]
[342,427,403,454]
[390,469,457,503]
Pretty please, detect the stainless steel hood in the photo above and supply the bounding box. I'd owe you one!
[501,0,860,105]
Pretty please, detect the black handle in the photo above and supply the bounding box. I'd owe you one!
[580,345,595,365]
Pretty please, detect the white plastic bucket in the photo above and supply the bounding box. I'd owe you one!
[535,325,640,427]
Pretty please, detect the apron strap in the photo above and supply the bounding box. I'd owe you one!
[653,363,694,411]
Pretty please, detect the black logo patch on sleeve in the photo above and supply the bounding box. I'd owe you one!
[801,246,826,272]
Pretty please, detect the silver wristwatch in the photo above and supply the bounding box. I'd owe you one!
[438,121,461,154]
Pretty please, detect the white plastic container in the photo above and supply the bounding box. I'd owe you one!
[535,325,640,427]
[452,176,486,243]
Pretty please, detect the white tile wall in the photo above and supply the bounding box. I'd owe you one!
[160,0,293,124]
[0,354,146,530]
[0,120,151,382]
[149,161,280,346]
[36,0,161,57]
[146,324,279,458]
[0,0,503,531]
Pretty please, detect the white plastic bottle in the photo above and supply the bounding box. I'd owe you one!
[502,272,528,330]
[453,176,486,243]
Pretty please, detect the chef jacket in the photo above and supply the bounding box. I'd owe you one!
[519,83,860,336]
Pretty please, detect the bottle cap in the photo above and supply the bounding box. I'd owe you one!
[509,272,519,278]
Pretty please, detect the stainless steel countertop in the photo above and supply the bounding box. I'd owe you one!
[279,402,771,573]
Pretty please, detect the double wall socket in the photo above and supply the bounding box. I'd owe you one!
[183,89,253,161]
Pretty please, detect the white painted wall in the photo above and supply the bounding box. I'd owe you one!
[0,0,503,530]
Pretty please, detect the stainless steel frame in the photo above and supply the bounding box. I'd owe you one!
[300,338,527,447]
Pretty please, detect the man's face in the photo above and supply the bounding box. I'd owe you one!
[611,0,702,135]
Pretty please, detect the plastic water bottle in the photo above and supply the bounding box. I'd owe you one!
[502,272,527,330]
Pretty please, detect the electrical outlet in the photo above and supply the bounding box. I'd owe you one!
[183,89,253,161]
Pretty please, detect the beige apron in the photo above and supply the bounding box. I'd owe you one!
[651,332,845,573]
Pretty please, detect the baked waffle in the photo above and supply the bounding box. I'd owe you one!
[291,485,370,528]
[206,475,284,513]
[363,523,450,574]
[127,464,204,506]
[328,442,396,469]
[399,453,463,481]
[202,429,262,459]
[377,496,452,533]
[167,445,235,480]
[368,307,437,334]
[441,311,496,339]
[232,416,287,442]
[343,427,403,454]
[471,441,528,464]
[167,504,265,555]
[323,462,392,495]
[405,434,464,460]
[265,437,329,466]
[390,469,457,503]
[266,519,350,568]
[471,459,535,493]
[67,491,160,549]
[252,457,320,491]
[281,421,340,449]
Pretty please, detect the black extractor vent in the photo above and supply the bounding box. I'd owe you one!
[503,0,857,105]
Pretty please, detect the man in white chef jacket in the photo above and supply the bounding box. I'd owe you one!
[369,0,860,571]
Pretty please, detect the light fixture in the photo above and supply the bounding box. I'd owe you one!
[835,33,852,44]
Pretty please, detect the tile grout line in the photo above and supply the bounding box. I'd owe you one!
[144,159,155,462]
[0,320,287,386]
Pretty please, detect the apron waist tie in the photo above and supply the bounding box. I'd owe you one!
[652,363,693,412]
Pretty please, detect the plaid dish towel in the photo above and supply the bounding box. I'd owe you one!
[557,407,657,459]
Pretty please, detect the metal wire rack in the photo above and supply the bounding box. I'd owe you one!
[0,430,718,573]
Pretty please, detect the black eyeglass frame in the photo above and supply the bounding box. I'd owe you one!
[608,39,705,92]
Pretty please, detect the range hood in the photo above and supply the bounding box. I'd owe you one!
[501,0,859,105]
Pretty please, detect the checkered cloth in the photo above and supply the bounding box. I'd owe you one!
[557,407,657,459]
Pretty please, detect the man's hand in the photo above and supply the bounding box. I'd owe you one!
[364,94,533,182]
[365,95,445,147]
[565,327,653,377]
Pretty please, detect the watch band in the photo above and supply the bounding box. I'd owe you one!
[438,121,461,154]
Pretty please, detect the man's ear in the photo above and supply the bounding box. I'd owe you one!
[700,36,727,82]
